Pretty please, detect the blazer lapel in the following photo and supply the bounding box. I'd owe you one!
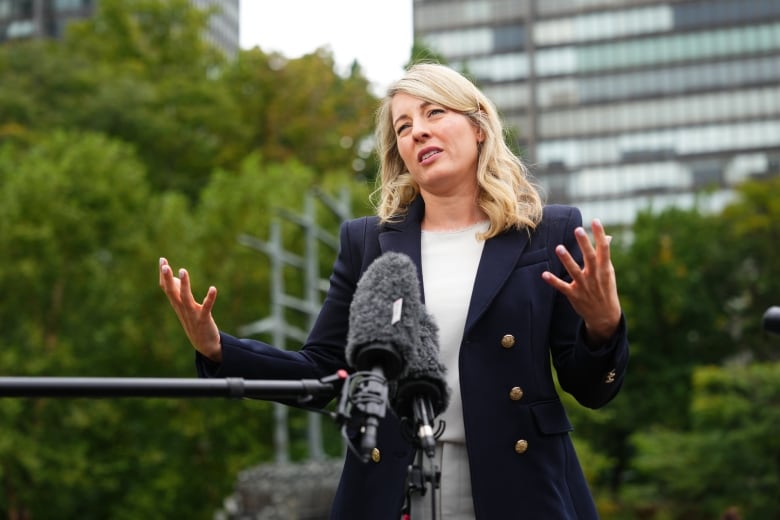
[377,197,426,301]
[374,196,532,325]
[464,228,531,333]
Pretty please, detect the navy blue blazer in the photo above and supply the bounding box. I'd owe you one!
[197,197,629,519]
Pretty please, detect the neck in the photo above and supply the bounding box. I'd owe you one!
[420,192,486,232]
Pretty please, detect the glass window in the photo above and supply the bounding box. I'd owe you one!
[482,83,530,112]
[18,0,32,17]
[672,0,780,30]
[535,23,780,76]
[453,53,529,82]
[535,18,574,46]
[537,120,780,170]
[534,5,673,46]
[537,78,579,106]
[415,0,526,32]
[539,87,780,137]
[493,24,525,52]
[6,19,35,37]
[535,46,576,76]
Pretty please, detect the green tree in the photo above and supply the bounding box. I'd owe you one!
[172,156,370,462]
[569,205,739,498]
[0,0,247,200]
[624,362,780,519]
[720,176,780,361]
[0,132,309,519]
[576,177,780,516]
[0,1,383,515]
[64,0,247,198]
[221,47,377,181]
[0,131,201,518]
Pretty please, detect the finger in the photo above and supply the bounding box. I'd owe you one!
[159,258,179,295]
[574,226,597,268]
[555,244,585,284]
[159,257,168,286]
[201,286,218,314]
[178,268,195,305]
[541,271,571,295]
[590,219,612,261]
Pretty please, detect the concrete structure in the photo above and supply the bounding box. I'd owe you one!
[413,0,780,225]
[0,0,239,57]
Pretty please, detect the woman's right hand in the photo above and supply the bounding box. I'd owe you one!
[159,257,222,363]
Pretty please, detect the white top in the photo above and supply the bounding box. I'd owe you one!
[420,220,488,443]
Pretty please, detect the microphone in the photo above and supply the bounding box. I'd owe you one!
[392,307,450,458]
[342,252,423,461]
[763,306,780,335]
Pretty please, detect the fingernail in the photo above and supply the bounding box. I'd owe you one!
[606,235,613,244]
[575,227,586,237]
[179,268,186,278]
[556,245,566,255]
[159,257,165,266]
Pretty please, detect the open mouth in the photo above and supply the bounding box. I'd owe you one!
[419,148,442,162]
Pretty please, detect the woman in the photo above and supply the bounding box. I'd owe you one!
[160,63,628,519]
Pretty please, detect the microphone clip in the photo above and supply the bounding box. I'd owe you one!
[335,368,390,463]
[398,401,446,459]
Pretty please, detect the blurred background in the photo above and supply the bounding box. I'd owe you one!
[0,0,778,518]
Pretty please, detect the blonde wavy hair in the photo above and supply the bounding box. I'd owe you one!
[373,63,543,239]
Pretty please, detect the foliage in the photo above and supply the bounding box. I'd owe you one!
[0,131,218,518]
[580,178,780,518]
[720,176,780,361]
[566,205,736,499]
[221,48,377,182]
[621,362,780,519]
[0,0,377,201]
[563,177,779,517]
[0,0,377,516]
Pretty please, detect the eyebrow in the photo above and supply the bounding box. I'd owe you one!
[393,101,434,128]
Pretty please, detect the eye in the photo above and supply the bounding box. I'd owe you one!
[428,108,445,117]
[396,122,411,136]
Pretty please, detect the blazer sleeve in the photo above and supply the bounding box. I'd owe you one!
[194,218,367,408]
[546,206,630,409]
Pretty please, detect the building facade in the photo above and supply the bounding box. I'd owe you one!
[414,0,780,225]
[0,0,239,57]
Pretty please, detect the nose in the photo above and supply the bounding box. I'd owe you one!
[411,116,430,140]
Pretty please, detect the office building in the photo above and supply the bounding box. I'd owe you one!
[0,0,239,58]
[414,0,780,225]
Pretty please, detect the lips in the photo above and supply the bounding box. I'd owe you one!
[418,147,442,163]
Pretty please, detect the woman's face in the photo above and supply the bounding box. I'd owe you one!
[390,92,482,198]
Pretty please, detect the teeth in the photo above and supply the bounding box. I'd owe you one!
[421,150,439,161]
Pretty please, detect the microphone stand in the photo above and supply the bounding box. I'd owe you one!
[401,398,444,520]
[0,372,347,402]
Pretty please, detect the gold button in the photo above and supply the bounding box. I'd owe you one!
[514,439,529,454]
[509,386,524,401]
[371,448,381,463]
[501,334,516,349]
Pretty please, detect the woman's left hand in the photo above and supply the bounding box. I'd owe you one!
[542,218,622,346]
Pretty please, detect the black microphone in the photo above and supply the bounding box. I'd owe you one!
[392,307,450,458]
[343,252,423,461]
[763,306,780,335]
